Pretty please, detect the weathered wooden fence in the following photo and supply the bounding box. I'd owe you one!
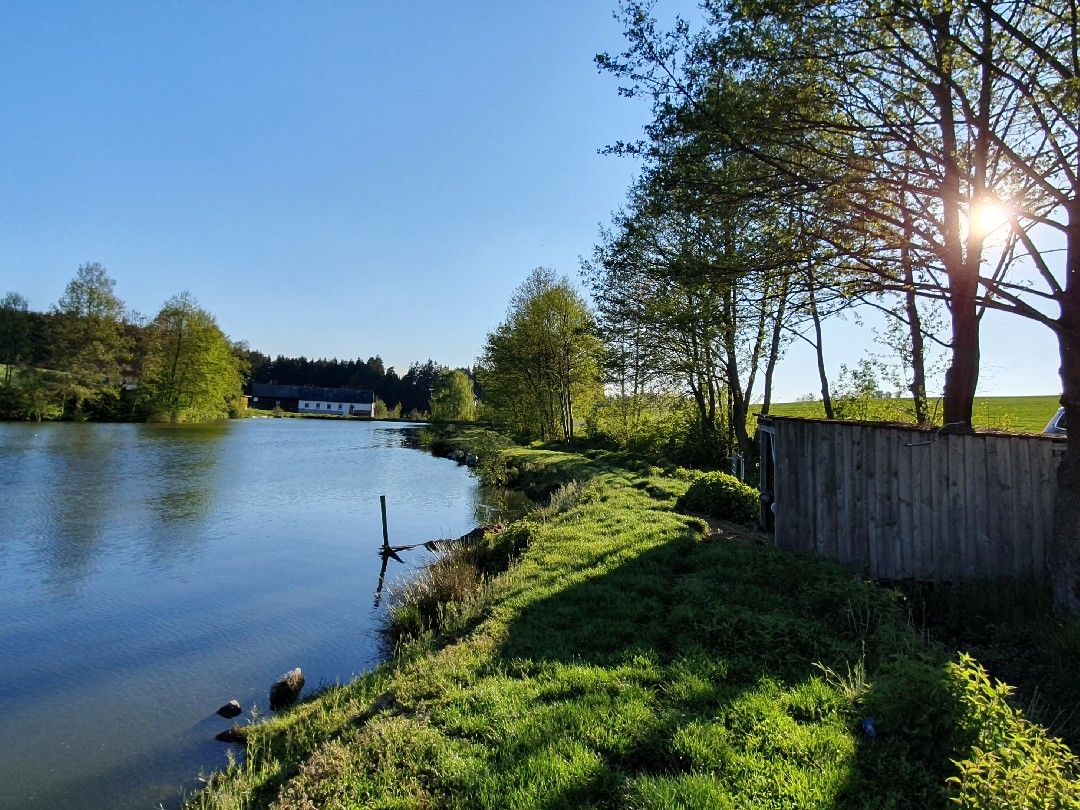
[757,416,1067,581]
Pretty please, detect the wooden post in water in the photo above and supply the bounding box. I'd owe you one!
[380,495,390,552]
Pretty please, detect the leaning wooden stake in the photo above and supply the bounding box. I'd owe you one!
[380,495,390,551]
[379,495,403,563]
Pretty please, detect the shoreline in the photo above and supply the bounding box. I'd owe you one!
[186,439,1080,808]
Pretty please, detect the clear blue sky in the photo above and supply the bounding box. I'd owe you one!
[0,1,1061,399]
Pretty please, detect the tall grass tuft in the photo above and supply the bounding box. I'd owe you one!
[383,522,537,648]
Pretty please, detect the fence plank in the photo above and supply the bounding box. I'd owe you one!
[1031,439,1045,577]
[930,436,947,581]
[1018,439,1040,578]
[802,421,818,554]
[897,439,914,578]
[877,428,895,579]
[946,434,966,579]
[823,425,842,560]
[774,422,791,550]
[969,435,991,577]
[920,438,937,578]
[838,424,854,566]
[985,437,1008,578]
[887,429,903,578]
[866,426,882,577]
[851,424,869,571]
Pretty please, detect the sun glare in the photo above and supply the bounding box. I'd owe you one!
[969,199,1012,236]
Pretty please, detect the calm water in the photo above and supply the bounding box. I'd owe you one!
[0,419,515,809]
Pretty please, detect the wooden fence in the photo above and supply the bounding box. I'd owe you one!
[756,415,1067,582]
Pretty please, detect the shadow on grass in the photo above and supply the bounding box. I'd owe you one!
[488,526,968,809]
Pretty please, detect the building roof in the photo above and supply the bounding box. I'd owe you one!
[251,383,301,399]
[251,383,375,404]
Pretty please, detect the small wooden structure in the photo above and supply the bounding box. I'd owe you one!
[757,415,1066,582]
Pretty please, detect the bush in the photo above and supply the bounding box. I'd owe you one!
[948,654,1080,809]
[676,471,760,524]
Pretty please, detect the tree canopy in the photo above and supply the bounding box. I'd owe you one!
[430,369,476,422]
[479,268,603,442]
[137,293,243,423]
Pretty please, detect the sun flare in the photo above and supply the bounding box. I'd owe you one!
[969,199,1012,236]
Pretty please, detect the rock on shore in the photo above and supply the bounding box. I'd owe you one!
[269,668,304,710]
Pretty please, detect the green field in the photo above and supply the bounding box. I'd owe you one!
[764,395,1061,434]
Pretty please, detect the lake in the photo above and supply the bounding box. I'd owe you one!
[0,418,515,809]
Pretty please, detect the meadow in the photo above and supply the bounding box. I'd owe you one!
[765,395,1061,434]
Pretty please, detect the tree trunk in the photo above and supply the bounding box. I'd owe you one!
[933,10,981,428]
[806,268,833,418]
[761,274,790,416]
[1051,202,1080,614]
[898,180,930,424]
[901,252,929,424]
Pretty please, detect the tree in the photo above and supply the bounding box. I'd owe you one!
[138,292,243,423]
[0,292,30,387]
[431,369,476,422]
[50,262,131,415]
[479,269,603,441]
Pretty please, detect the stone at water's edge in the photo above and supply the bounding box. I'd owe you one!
[215,726,247,744]
[217,700,242,718]
[269,668,304,710]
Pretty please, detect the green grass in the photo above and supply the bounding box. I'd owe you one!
[187,447,1079,809]
[765,395,1060,433]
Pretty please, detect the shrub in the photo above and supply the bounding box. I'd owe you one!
[676,471,760,524]
[948,654,1080,809]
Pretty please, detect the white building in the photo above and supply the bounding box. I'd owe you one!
[249,384,376,416]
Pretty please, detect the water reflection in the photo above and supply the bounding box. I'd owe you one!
[374,552,391,607]
[142,427,229,566]
[16,423,233,589]
[36,426,122,592]
[473,486,532,525]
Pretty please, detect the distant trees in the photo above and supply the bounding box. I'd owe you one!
[479,268,603,442]
[137,293,244,423]
[247,354,440,417]
[0,292,30,388]
[431,369,476,422]
[2,265,246,424]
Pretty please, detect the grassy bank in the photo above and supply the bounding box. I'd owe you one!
[189,446,1079,809]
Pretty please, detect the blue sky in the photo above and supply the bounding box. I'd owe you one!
[0,1,1061,400]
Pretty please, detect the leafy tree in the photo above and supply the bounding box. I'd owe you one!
[50,262,131,415]
[137,292,242,423]
[431,369,475,422]
[479,268,603,442]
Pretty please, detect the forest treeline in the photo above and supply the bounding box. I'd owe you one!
[0,264,472,423]
[1,264,247,422]
[245,353,467,419]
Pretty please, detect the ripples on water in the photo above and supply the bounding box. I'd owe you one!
[0,419,515,810]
